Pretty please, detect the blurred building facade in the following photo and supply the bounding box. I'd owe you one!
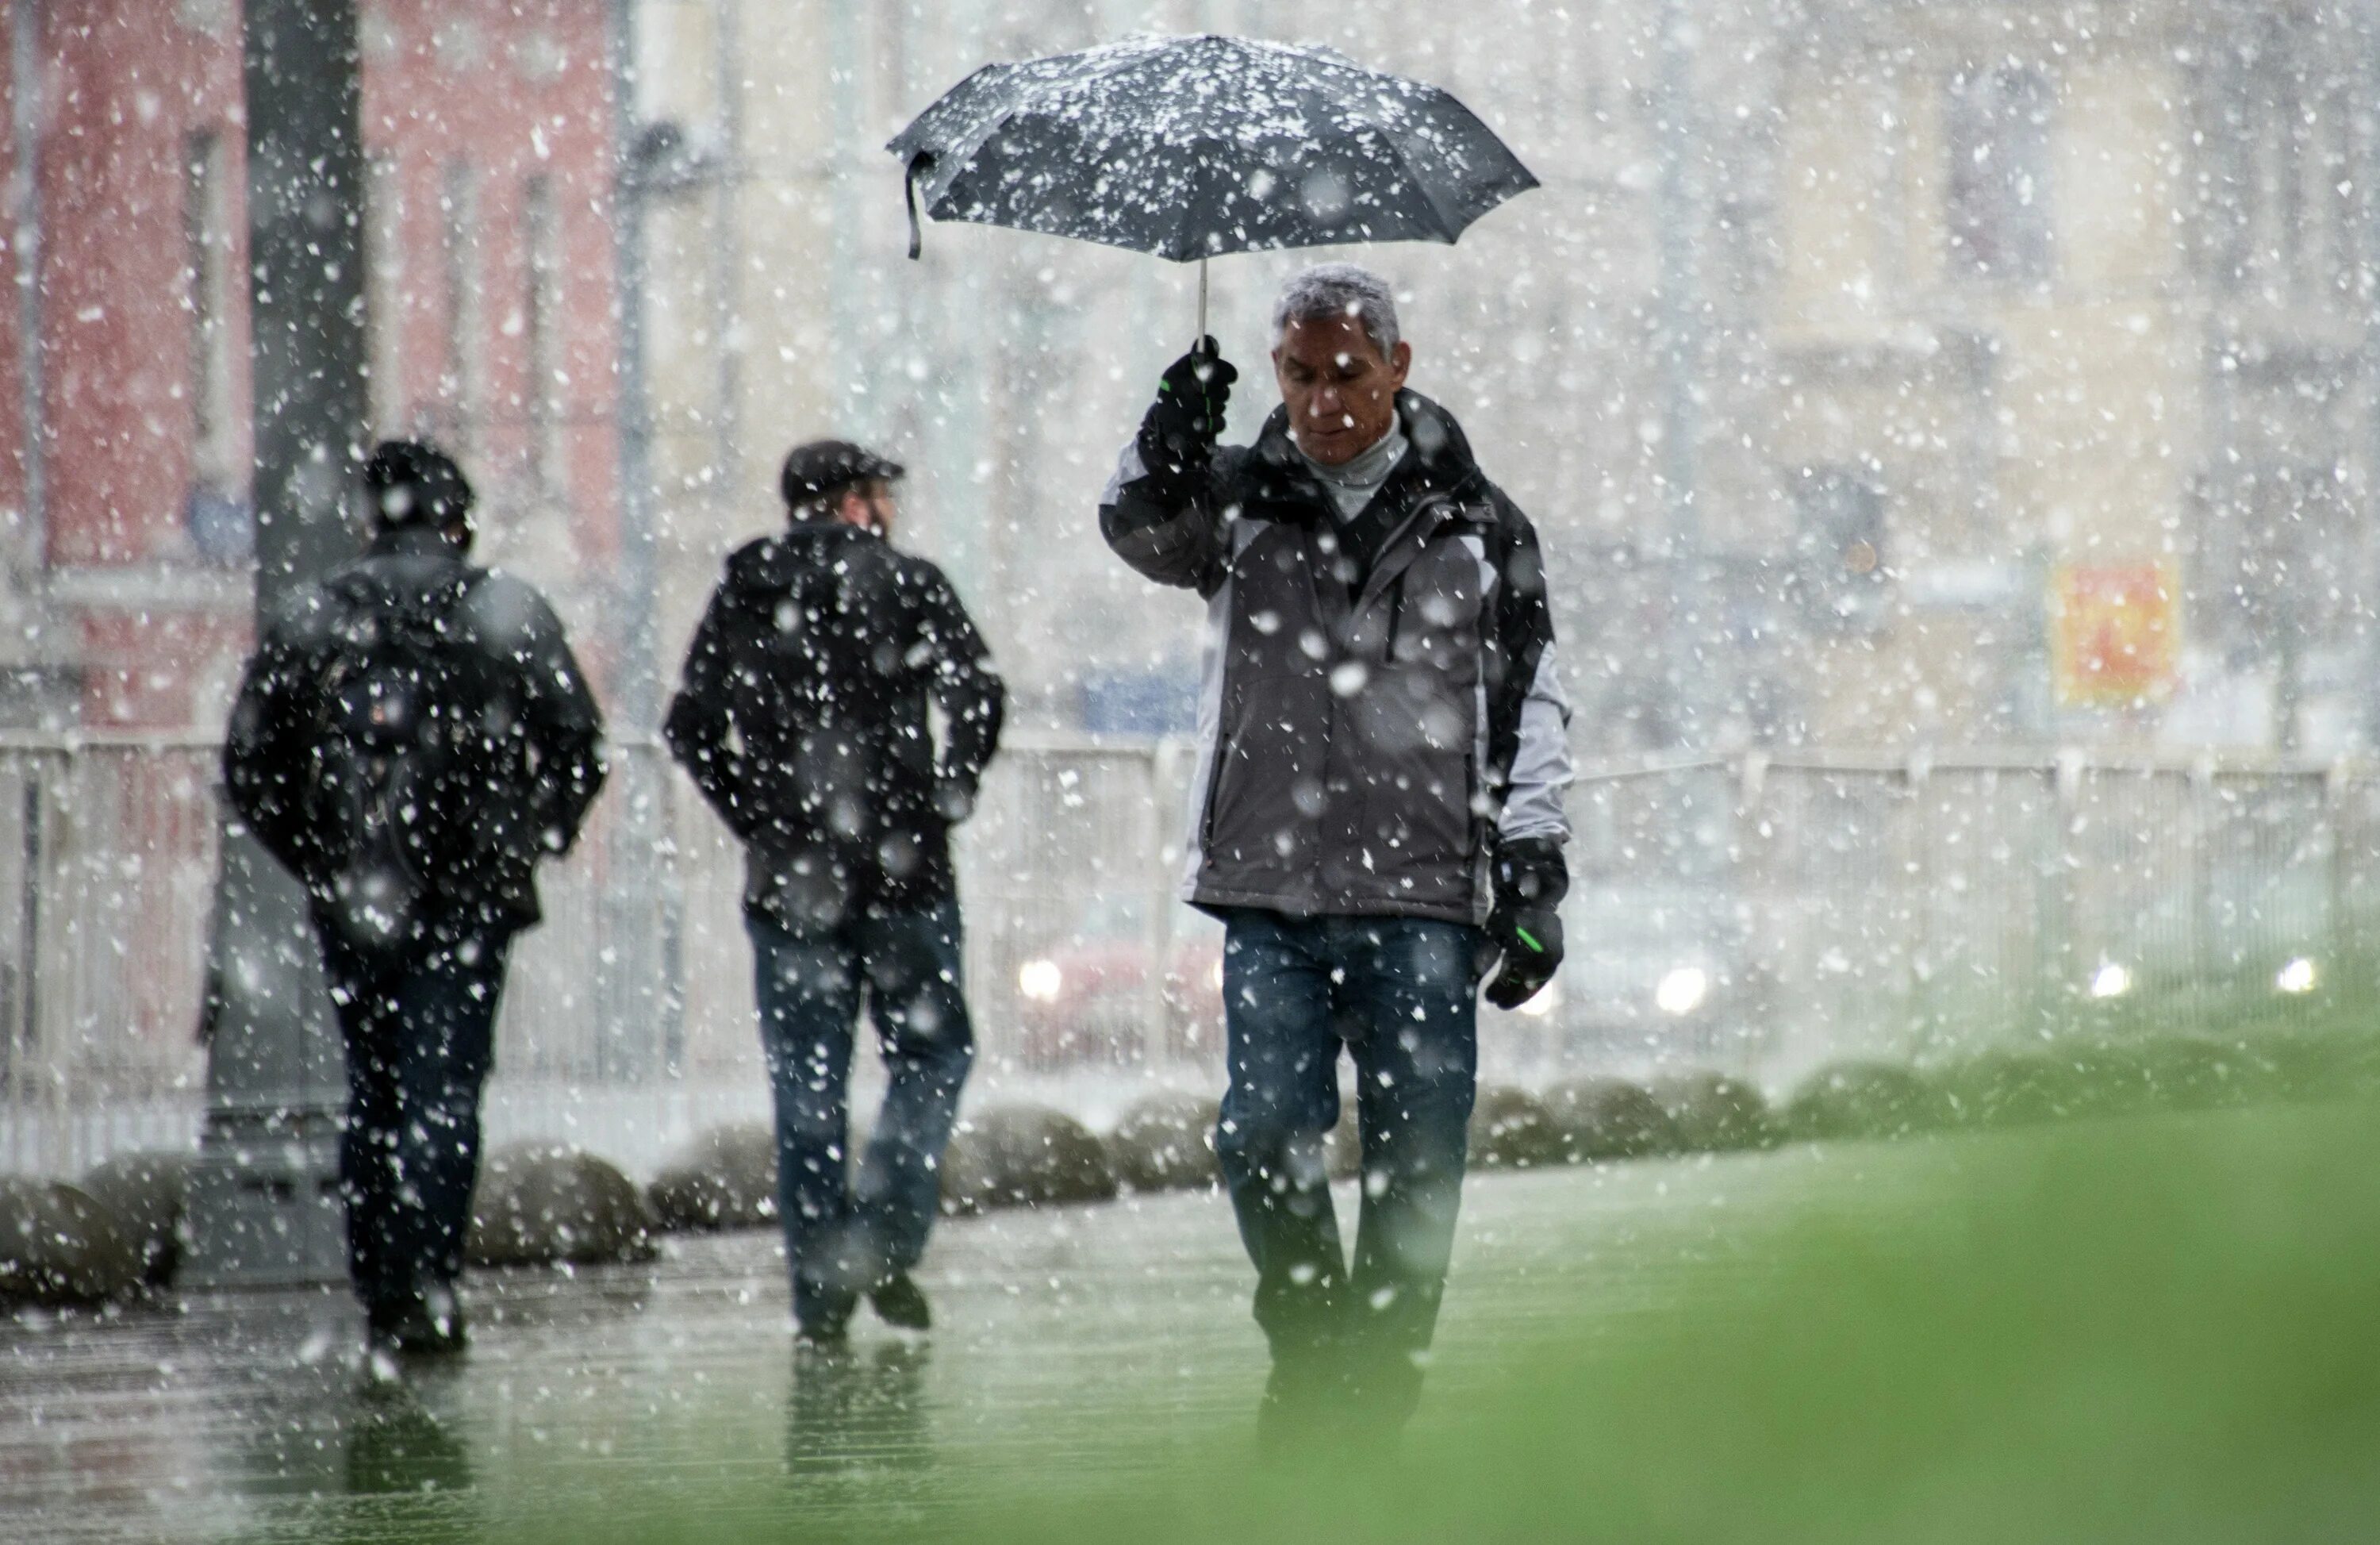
[628,0,2380,757]
[1764,0,2380,754]
[0,1,2370,755]
[0,0,624,733]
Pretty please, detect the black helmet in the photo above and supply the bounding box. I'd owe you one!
[780,439,904,514]
[363,440,475,534]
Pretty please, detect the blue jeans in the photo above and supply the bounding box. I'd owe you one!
[320,923,509,1323]
[748,901,975,1328]
[1215,910,1480,1405]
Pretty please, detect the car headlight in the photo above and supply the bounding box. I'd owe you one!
[2276,956,2317,995]
[2088,961,2132,1000]
[1018,959,1063,1002]
[1655,965,1709,1017]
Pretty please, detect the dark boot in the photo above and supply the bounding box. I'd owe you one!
[868,1270,932,1331]
[368,1284,467,1356]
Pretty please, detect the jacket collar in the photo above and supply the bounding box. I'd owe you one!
[729,518,879,594]
[368,524,466,559]
[1242,390,1487,517]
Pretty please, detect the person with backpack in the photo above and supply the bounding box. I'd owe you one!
[224,440,606,1355]
[665,440,1004,1343]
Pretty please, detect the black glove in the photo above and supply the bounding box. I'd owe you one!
[1135,337,1237,498]
[1483,836,1568,1011]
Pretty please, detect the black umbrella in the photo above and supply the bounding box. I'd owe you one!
[887,33,1537,334]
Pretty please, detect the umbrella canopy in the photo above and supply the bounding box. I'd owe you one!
[887,34,1537,264]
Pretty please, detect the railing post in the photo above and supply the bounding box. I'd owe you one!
[1137,743,1169,1071]
[1903,748,1933,1061]
[2326,759,2352,998]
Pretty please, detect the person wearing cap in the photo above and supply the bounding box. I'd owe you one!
[225,440,606,1355]
[666,439,1004,1342]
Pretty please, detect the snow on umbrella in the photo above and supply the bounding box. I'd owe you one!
[887,33,1537,331]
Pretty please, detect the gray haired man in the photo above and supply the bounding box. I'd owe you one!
[1100,263,1574,1435]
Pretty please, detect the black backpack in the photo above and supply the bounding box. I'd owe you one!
[301,569,505,956]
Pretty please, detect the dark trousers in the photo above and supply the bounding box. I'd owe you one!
[748,901,976,1328]
[320,924,510,1321]
[1215,909,1480,1414]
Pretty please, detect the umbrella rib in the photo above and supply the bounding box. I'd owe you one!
[1173,136,1242,264]
[1376,132,1471,244]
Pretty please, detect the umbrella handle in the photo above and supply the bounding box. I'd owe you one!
[904,152,932,260]
[1196,257,1208,345]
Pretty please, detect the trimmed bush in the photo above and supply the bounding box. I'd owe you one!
[2133,1036,2278,1113]
[467,1143,658,1268]
[1468,1086,1568,1170]
[1940,1051,2082,1130]
[78,1150,193,1286]
[1108,1093,1223,1193]
[0,1178,141,1306]
[1784,1061,1952,1142]
[648,1122,778,1232]
[940,1106,1117,1214]
[2048,1041,2164,1118]
[1649,1071,1775,1152]
[2265,1027,2380,1102]
[1545,1078,1682,1163]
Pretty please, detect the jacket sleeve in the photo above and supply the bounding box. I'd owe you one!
[913,560,1005,801]
[662,578,759,841]
[1098,438,1232,598]
[221,590,330,880]
[482,575,606,855]
[1484,498,1574,847]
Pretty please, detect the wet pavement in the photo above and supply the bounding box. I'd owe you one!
[2,1143,1930,1543]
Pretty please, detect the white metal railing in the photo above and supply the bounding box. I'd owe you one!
[3,736,2376,1176]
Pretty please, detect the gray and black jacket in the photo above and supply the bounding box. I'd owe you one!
[1100,390,1572,928]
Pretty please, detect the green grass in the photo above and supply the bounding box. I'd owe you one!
[493,1095,2380,1544]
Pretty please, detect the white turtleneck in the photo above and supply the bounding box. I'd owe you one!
[1296,421,1408,524]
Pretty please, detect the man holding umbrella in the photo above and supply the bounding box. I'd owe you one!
[1100,263,1574,1432]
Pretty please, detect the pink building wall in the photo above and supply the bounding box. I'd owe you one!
[6,0,623,729]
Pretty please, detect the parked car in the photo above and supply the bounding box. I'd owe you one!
[1010,895,1223,1068]
[1543,882,1772,1063]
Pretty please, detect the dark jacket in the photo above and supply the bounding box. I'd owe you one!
[224,525,608,936]
[664,521,1004,928]
[1100,390,1572,926]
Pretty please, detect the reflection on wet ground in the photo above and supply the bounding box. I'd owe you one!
[2,1146,1921,1541]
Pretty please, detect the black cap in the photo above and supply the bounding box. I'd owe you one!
[781,439,904,512]
[363,440,475,531]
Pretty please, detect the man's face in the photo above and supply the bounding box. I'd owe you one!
[835,479,897,538]
[1273,313,1412,467]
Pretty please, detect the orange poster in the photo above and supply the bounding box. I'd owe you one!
[2052,563,2178,706]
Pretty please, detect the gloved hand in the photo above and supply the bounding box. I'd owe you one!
[1135,337,1238,498]
[1483,836,1568,1010]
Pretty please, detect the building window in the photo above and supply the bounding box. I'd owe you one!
[1787,467,1888,634]
[2189,465,2359,748]
[2191,466,2352,662]
[182,129,234,483]
[1946,65,2053,286]
[182,128,249,563]
[523,173,562,496]
[439,158,482,452]
[2212,68,2353,306]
